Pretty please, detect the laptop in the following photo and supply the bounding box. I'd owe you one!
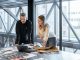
[46,37,56,47]
[17,44,35,53]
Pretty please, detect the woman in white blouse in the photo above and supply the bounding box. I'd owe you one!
[38,15,49,47]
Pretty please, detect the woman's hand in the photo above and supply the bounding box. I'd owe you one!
[39,33,43,40]
[42,40,47,47]
[40,36,43,40]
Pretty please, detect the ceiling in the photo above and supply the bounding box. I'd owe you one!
[0,0,74,8]
[0,0,28,8]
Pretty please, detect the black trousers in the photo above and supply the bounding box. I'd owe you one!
[46,37,56,47]
[18,39,30,45]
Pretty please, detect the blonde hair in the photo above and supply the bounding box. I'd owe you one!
[38,15,45,23]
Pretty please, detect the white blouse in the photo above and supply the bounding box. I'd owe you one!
[38,23,56,42]
[38,24,49,42]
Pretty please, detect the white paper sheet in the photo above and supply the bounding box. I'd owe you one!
[23,53,37,59]
[34,58,47,60]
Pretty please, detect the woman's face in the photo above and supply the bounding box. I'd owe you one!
[38,18,44,26]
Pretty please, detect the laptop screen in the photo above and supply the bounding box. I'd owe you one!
[46,37,56,47]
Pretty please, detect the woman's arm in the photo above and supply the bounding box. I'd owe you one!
[43,26,49,47]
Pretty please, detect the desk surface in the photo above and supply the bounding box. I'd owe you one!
[0,47,80,60]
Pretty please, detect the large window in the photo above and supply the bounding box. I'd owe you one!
[62,0,80,52]
[62,1,80,42]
